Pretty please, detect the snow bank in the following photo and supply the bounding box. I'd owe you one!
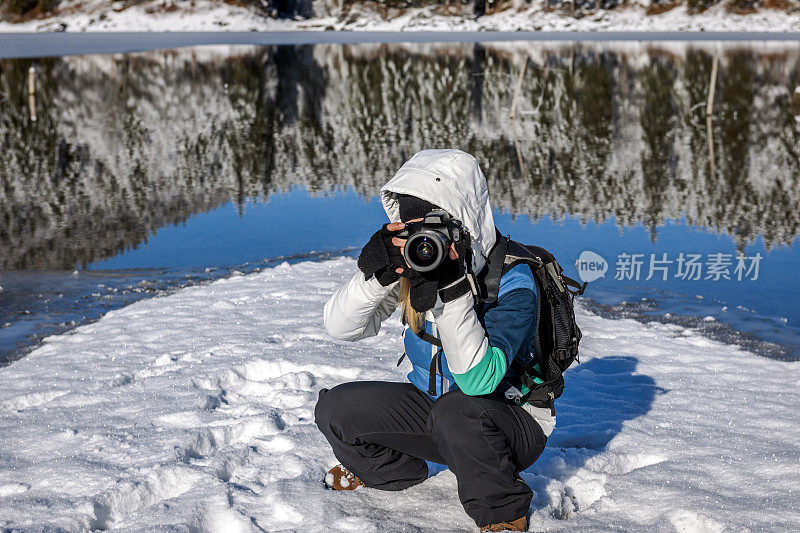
[1,0,800,33]
[0,0,300,32]
[0,258,798,530]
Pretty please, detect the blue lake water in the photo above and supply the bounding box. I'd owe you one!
[88,188,800,359]
[1,40,799,363]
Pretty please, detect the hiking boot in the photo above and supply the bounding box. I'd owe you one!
[324,464,364,491]
[479,515,528,532]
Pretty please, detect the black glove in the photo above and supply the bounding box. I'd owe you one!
[357,224,406,286]
[404,247,469,312]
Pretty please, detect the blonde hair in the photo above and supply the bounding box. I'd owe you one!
[400,278,425,334]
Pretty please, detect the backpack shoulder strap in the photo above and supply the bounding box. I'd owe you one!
[503,241,545,273]
[475,232,551,305]
[479,229,509,304]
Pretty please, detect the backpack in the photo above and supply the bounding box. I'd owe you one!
[409,230,586,414]
[476,230,585,414]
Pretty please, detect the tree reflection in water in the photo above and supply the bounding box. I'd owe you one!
[1,42,798,271]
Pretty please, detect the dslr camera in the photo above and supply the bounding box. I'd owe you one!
[396,210,470,272]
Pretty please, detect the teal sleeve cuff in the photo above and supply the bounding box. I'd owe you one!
[451,344,508,396]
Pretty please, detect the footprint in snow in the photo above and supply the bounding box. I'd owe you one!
[0,483,30,497]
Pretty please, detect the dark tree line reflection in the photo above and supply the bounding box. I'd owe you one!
[1,43,798,270]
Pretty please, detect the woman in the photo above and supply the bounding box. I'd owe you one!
[315,149,555,532]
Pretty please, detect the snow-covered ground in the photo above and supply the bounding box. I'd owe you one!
[1,257,799,531]
[1,0,799,33]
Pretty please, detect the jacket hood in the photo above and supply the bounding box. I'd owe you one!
[380,149,496,274]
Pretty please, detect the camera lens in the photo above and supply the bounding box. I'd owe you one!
[410,238,439,268]
[405,232,448,272]
[416,241,434,261]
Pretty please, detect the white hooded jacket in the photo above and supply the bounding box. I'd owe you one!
[323,149,494,355]
[323,149,555,436]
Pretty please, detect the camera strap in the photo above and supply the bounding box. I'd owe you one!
[438,277,472,303]
[413,327,442,348]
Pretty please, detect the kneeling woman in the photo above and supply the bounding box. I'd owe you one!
[315,149,555,532]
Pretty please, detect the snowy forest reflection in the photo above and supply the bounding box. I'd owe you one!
[1,42,799,270]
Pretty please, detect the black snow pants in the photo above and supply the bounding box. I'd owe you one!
[314,381,547,527]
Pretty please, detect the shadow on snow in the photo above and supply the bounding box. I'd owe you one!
[524,355,664,518]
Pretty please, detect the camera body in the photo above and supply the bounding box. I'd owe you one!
[396,209,470,272]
